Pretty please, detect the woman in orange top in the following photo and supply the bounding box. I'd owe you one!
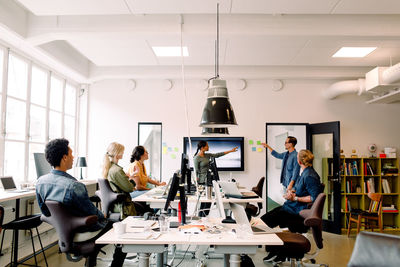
[127,146,166,198]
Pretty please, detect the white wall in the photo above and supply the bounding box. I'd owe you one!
[87,78,400,213]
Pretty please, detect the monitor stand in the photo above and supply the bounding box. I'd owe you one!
[222,215,236,224]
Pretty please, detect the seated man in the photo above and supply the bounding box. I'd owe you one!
[261,149,322,262]
[36,138,126,267]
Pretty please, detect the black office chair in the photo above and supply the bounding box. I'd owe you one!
[265,193,326,266]
[41,200,100,265]
[0,210,48,267]
[245,177,265,217]
[96,178,127,221]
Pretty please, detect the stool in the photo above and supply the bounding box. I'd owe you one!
[0,214,48,267]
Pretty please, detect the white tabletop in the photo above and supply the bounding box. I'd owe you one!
[135,187,263,204]
[96,217,283,246]
[0,179,98,203]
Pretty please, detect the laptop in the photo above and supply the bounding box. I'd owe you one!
[219,181,258,199]
[0,176,30,193]
[230,203,280,234]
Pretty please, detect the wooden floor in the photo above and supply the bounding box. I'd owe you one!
[29,231,362,267]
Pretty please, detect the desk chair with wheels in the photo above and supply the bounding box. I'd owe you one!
[265,193,326,267]
[40,200,101,265]
[97,178,127,222]
[245,177,265,217]
[347,192,383,236]
[0,209,48,267]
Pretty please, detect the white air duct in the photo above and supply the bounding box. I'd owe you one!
[323,79,365,100]
[381,62,400,84]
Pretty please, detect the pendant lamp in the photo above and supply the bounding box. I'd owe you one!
[201,127,229,135]
[199,4,237,130]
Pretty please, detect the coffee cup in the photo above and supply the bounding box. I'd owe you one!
[113,222,126,236]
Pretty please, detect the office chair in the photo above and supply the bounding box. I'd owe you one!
[347,192,383,236]
[41,200,101,265]
[0,204,48,267]
[347,231,400,267]
[245,177,265,217]
[265,193,326,267]
[96,178,127,222]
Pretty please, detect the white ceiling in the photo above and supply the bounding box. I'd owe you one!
[2,0,400,82]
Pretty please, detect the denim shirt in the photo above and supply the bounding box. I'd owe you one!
[281,166,322,215]
[36,170,106,231]
[271,149,300,187]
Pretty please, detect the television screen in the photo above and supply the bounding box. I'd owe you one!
[183,137,244,171]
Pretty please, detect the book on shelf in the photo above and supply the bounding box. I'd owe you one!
[382,179,391,193]
[382,204,397,211]
[367,178,375,193]
[352,161,358,175]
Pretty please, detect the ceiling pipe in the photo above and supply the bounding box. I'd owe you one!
[323,78,365,100]
[381,62,400,84]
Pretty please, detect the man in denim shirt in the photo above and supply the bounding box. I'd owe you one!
[261,149,322,233]
[36,138,126,267]
[262,136,300,192]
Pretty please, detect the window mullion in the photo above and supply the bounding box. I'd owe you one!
[0,47,9,176]
[24,60,32,181]
[45,71,51,142]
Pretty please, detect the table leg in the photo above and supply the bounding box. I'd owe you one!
[12,199,20,267]
[224,254,230,267]
[229,254,241,267]
[138,252,150,267]
[156,252,164,267]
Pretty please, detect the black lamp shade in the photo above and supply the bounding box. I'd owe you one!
[199,79,237,128]
[76,157,87,167]
[201,127,229,135]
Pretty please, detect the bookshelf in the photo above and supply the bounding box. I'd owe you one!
[323,157,400,232]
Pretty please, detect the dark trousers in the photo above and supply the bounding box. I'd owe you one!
[87,221,127,267]
[260,206,308,233]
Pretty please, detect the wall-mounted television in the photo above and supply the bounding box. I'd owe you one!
[183,137,244,171]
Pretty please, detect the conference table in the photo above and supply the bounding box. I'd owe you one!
[0,179,98,266]
[96,217,283,267]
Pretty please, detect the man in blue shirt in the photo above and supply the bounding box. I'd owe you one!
[261,149,322,233]
[261,149,322,262]
[36,138,126,267]
[262,136,300,192]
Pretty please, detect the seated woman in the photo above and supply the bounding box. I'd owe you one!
[102,142,136,219]
[127,146,166,199]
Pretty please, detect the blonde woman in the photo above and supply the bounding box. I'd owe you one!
[127,146,166,198]
[102,142,136,218]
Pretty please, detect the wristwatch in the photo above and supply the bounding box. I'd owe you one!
[294,196,298,202]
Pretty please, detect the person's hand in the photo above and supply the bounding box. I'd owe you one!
[261,143,270,149]
[231,147,238,153]
[159,181,167,186]
[284,191,296,201]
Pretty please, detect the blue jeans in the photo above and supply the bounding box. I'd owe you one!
[130,190,147,199]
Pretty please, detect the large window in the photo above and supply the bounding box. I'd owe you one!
[0,47,83,183]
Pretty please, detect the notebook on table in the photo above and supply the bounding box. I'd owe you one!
[219,181,258,199]
[0,176,30,193]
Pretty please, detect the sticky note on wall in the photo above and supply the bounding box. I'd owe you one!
[256,141,261,145]
[252,147,256,152]
[257,147,262,152]
[249,140,254,145]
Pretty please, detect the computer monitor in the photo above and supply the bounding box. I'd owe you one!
[206,157,219,186]
[33,153,52,178]
[163,170,188,225]
[180,153,194,194]
[212,180,225,219]
[163,171,180,212]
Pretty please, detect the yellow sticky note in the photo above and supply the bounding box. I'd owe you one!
[249,140,254,145]
[162,147,167,154]
[257,147,262,152]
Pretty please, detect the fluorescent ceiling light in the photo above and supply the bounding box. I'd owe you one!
[332,47,377,58]
[152,46,189,57]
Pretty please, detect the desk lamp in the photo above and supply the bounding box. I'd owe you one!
[76,157,87,180]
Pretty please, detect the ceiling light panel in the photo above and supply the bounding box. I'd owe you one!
[332,47,377,58]
[152,46,189,57]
